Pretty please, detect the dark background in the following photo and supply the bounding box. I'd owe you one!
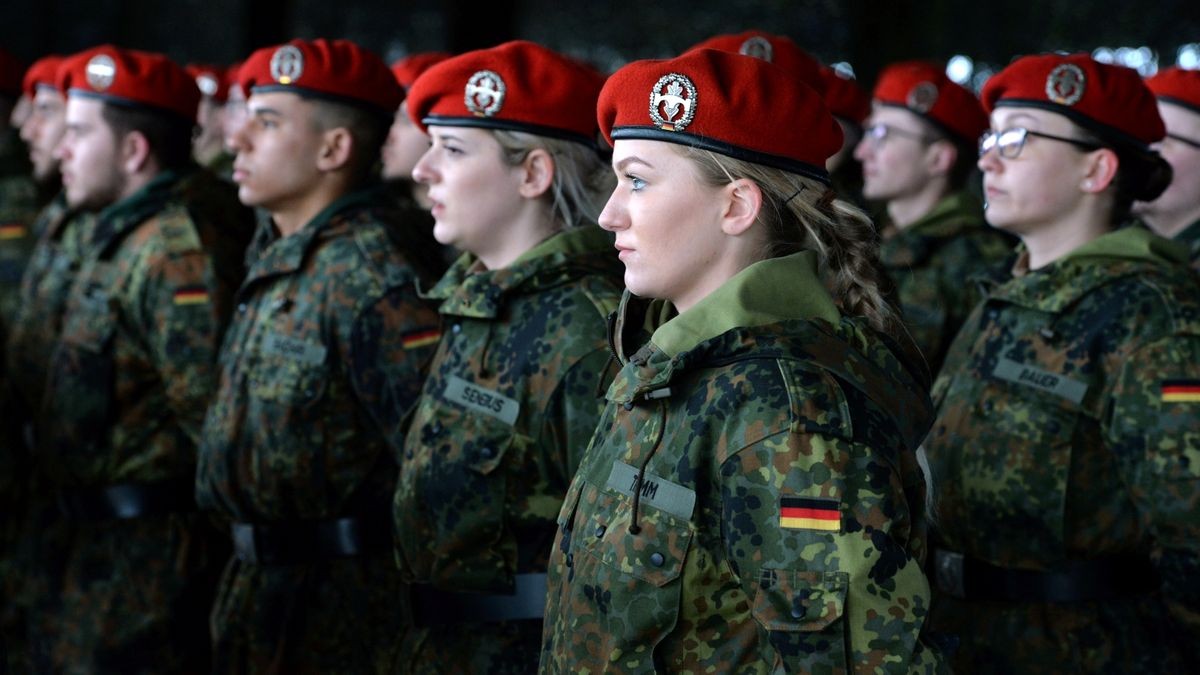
[5,0,1199,88]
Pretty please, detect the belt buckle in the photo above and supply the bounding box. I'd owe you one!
[935,550,966,598]
[231,524,258,564]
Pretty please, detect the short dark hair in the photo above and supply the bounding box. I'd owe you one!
[308,98,391,184]
[100,102,195,170]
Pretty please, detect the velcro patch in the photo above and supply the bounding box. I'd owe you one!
[780,496,840,532]
[402,327,440,350]
[0,223,28,239]
[173,286,209,306]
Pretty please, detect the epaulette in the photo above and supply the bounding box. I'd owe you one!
[156,204,202,255]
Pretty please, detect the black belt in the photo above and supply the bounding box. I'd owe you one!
[56,479,197,521]
[231,516,391,566]
[410,573,548,625]
[933,549,1161,603]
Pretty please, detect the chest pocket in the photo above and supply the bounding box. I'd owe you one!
[45,276,120,465]
[245,330,329,408]
[404,398,526,592]
[569,480,694,668]
[951,361,1094,565]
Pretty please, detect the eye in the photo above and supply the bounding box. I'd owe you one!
[626,175,646,191]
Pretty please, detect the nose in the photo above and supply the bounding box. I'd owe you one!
[596,189,627,232]
[411,147,438,185]
[977,143,1001,173]
[852,134,872,162]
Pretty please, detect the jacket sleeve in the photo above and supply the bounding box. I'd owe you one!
[719,367,944,674]
[1106,335,1200,659]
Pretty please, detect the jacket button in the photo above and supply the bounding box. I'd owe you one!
[791,604,804,619]
[480,446,496,460]
[649,552,665,567]
[566,553,574,568]
[430,421,443,435]
[594,524,606,538]
[451,323,462,334]
[237,303,247,313]
[623,402,634,411]
[405,449,413,460]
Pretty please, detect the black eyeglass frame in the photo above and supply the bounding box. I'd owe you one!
[863,122,938,146]
[978,127,1103,159]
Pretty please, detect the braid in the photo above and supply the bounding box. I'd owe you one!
[679,146,901,334]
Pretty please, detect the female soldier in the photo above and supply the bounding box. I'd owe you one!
[924,53,1200,673]
[540,48,944,673]
[393,41,625,673]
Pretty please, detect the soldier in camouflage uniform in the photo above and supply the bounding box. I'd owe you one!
[32,46,254,673]
[541,49,945,673]
[854,61,1015,374]
[194,39,445,674]
[393,42,622,673]
[0,48,44,341]
[925,53,1200,673]
[3,53,97,674]
[1136,66,1200,269]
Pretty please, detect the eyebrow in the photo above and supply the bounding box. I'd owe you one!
[999,112,1040,126]
[249,107,281,117]
[614,156,653,172]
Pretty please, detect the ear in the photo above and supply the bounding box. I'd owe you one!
[120,130,153,175]
[719,178,762,236]
[516,148,555,199]
[925,139,958,177]
[316,127,354,172]
[1080,147,1119,193]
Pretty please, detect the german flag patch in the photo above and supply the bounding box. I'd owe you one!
[173,286,209,306]
[780,496,840,532]
[402,327,440,350]
[1162,380,1200,403]
[0,223,27,240]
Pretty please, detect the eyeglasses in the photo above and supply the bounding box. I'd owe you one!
[862,123,936,146]
[978,127,1103,159]
[1166,132,1200,150]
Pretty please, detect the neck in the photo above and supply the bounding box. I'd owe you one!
[474,204,559,270]
[115,168,161,203]
[272,179,352,238]
[886,181,950,230]
[1143,205,1200,240]
[1021,208,1112,270]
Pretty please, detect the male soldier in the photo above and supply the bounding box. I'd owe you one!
[820,64,871,207]
[36,45,253,672]
[854,61,1014,374]
[0,48,42,340]
[195,39,444,673]
[187,63,235,180]
[1136,66,1200,269]
[384,52,449,209]
[3,53,97,674]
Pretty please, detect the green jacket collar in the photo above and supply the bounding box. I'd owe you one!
[994,225,1189,312]
[1173,218,1200,262]
[650,250,841,358]
[880,191,988,267]
[426,225,618,318]
[92,167,188,254]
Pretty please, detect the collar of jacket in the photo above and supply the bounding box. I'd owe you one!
[880,190,986,267]
[424,224,619,319]
[245,184,385,282]
[1172,217,1200,260]
[994,224,1190,312]
[91,166,190,254]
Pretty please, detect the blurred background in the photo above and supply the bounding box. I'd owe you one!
[5,0,1200,90]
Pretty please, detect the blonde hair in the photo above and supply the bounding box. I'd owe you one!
[492,130,614,230]
[678,145,900,335]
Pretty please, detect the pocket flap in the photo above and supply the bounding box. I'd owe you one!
[752,569,848,632]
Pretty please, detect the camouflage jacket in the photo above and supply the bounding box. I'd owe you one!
[925,227,1200,673]
[1175,217,1200,271]
[541,251,946,674]
[0,129,42,335]
[196,186,445,674]
[394,225,623,672]
[35,165,253,673]
[879,191,1014,375]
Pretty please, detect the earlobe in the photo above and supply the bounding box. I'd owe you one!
[721,179,762,236]
[1081,148,1119,193]
[123,131,151,174]
[517,148,555,199]
[316,128,353,172]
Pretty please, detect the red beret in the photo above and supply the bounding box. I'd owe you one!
[686,30,823,92]
[598,48,842,184]
[0,48,24,97]
[819,65,870,126]
[981,53,1164,148]
[406,40,604,146]
[238,39,402,115]
[873,60,987,144]
[186,63,229,103]
[22,54,65,97]
[390,52,452,91]
[1146,66,1200,115]
[57,45,199,122]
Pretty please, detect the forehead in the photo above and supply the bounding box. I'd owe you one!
[989,105,1075,133]
[867,104,927,130]
[64,95,104,122]
[32,88,65,106]
[611,138,681,165]
[246,90,310,115]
